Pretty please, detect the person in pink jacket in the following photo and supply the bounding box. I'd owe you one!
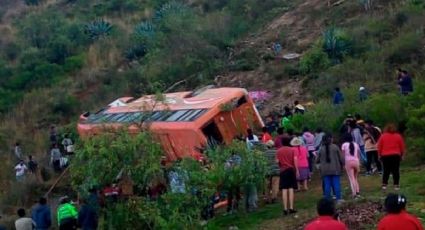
[341,134,361,199]
[291,137,310,191]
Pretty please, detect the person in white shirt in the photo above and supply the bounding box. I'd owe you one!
[15,208,36,230]
[246,128,259,150]
[15,161,28,182]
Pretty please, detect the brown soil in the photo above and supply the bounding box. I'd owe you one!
[216,0,328,114]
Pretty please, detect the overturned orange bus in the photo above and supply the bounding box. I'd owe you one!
[77,87,264,162]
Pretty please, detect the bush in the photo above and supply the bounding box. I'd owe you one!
[385,32,423,64]
[299,46,331,75]
[322,27,353,63]
[63,54,85,73]
[84,19,113,40]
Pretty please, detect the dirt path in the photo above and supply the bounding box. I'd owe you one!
[216,0,328,113]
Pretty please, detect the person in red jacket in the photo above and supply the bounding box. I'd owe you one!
[378,194,423,230]
[377,124,405,190]
[304,198,347,230]
[261,127,273,143]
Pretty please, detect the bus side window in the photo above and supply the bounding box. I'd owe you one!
[236,96,247,107]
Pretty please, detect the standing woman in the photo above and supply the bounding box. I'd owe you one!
[377,124,405,190]
[291,137,309,191]
[317,133,344,202]
[341,134,361,199]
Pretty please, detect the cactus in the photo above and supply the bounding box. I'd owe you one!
[134,21,155,40]
[84,19,113,40]
[154,1,187,21]
[125,44,147,61]
[24,0,41,5]
[322,27,352,63]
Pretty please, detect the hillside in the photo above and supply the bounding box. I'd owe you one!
[1,0,425,229]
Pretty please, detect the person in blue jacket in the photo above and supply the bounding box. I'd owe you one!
[398,70,413,95]
[32,197,52,230]
[78,197,98,230]
[333,87,344,105]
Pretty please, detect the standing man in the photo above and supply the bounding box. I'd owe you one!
[15,160,28,182]
[32,197,52,230]
[276,136,299,215]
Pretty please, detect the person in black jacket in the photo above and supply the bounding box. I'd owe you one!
[78,197,98,230]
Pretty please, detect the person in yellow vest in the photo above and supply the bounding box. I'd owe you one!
[57,196,78,230]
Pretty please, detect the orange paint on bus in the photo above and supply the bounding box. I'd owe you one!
[77,87,264,162]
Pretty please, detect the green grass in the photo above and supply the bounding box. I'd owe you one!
[208,163,425,229]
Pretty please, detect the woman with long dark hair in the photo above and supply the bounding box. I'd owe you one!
[377,124,405,190]
[341,134,361,199]
[317,133,344,202]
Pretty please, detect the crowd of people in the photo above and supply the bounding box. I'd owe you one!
[13,126,74,183]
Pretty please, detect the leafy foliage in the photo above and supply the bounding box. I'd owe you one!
[154,1,188,21]
[299,46,331,75]
[71,130,267,229]
[71,131,163,192]
[322,27,353,63]
[84,19,113,40]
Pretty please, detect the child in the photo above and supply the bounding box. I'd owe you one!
[341,134,361,199]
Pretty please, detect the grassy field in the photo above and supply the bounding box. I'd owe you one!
[209,161,425,230]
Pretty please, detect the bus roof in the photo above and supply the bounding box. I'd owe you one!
[81,87,248,124]
[107,87,248,113]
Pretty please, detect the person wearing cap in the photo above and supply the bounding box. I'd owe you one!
[358,86,368,101]
[304,198,348,230]
[57,196,78,230]
[291,137,309,191]
[294,101,305,114]
[378,194,423,230]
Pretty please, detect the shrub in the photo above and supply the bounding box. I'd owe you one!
[385,32,423,64]
[84,19,113,40]
[154,1,188,21]
[24,0,42,5]
[63,54,85,73]
[299,46,331,75]
[322,27,353,63]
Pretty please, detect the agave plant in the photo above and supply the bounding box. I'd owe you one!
[124,44,147,61]
[154,1,188,21]
[134,21,155,40]
[84,19,113,40]
[24,0,41,5]
[322,27,352,63]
